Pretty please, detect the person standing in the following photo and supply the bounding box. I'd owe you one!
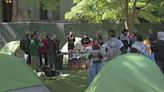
[30,32,40,70]
[38,33,48,67]
[147,29,157,45]
[81,34,90,46]
[95,31,104,46]
[20,33,31,65]
[151,32,164,74]
[46,34,52,66]
[119,29,129,53]
[67,31,75,51]
[67,32,75,69]
[49,34,61,69]
[88,38,103,84]
[106,30,124,60]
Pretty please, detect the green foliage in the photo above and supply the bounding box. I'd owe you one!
[65,0,164,23]
[73,0,82,4]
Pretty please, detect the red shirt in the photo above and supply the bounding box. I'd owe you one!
[39,39,48,54]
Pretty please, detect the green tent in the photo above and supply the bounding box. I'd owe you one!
[86,53,164,92]
[0,54,50,92]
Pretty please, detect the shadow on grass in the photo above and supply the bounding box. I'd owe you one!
[45,70,88,92]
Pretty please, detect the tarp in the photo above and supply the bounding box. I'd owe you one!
[0,54,50,92]
[0,41,20,55]
[86,53,164,92]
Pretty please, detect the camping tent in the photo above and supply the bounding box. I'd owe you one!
[0,54,50,92]
[86,53,164,92]
[0,41,20,55]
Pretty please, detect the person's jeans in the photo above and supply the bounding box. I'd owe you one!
[88,62,102,84]
[39,53,48,66]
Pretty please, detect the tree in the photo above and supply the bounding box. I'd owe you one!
[65,0,164,32]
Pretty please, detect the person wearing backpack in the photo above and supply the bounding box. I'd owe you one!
[87,38,103,84]
[20,33,31,65]
[106,30,124,60]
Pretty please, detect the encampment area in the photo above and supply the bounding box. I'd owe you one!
[1,41,164,92]
[1,0,164,92]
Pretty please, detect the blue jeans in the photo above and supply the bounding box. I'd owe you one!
[88,61,102,84]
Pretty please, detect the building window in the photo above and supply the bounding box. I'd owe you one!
[40,3,47,20]
[5,0,12,3]
[3,0,13,22]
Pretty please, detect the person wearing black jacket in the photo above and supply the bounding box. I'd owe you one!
[81,34,90,45]
[151,32,164,74]
[148,29,157,45]
[22,33,31,65]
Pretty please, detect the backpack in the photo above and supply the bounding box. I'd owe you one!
[107,39,121,59]
[20,38,25,50]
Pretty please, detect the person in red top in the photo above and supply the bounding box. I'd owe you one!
[67,31,75,60]
[67,31,75,50]
[38,33,48,67]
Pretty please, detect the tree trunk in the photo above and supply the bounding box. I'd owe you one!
[124,0,131,32]
[124,0,138,34]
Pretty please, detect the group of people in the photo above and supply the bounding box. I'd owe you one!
[20,29,164,84]
[66,29,164,84]
[20,31,61,71]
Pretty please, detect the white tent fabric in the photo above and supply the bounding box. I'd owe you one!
[0,41,20,55]
[61,37,82,53]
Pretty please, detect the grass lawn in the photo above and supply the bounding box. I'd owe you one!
[44,70,88,92]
